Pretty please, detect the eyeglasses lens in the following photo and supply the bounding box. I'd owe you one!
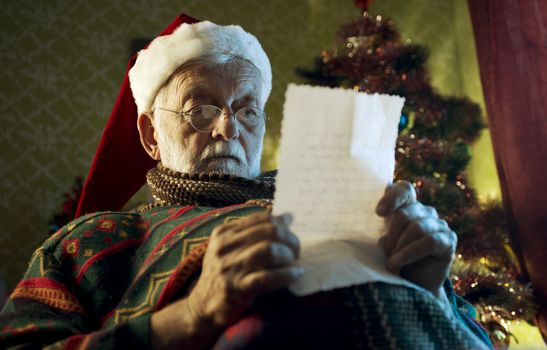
[189,105,264,131]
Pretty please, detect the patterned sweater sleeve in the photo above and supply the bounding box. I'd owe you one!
[444,280,494,349]
[0,223,151,349]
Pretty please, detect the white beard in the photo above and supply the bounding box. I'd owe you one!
[155,121,263,179]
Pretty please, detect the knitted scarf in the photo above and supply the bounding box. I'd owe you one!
[146,163,276,208]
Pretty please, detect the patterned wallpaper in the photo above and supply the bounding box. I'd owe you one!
[0,0,497,290]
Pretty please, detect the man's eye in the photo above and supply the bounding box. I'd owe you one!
[197,105,221,119]
[189,106,203,115]
[243,108,258,118]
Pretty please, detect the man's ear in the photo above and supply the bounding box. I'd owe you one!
[137,113,161,161]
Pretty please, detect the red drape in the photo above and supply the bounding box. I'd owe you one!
[468,0,547,341]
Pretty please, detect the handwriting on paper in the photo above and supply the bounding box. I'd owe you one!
[273,84,414,296]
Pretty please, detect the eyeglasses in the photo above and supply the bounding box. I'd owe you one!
[156,105,268,132]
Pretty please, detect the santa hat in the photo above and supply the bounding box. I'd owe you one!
[75,14,272,218]
[130,20,272,115]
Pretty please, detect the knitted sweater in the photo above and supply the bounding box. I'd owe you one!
[0,204,493,349]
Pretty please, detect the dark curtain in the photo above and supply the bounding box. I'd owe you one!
[468,0,547,341]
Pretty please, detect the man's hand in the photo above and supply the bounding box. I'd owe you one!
[190,212,302,326]
[376,181,457,298]
[151,212,302,349]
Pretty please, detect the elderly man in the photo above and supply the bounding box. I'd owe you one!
[0,15,492,349]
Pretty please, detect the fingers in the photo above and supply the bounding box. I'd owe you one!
[239,266,304,297]
[217,220,300,259]
[206,211,301,291]
[211,211,271,238]
[191,212,302,329]
[231,241,296,272]
[211,219,241,238]
[376,181,417,216]
[380,203,438,254]
[387,218,456,272]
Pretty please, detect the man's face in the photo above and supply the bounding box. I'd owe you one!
[150,60,265,179]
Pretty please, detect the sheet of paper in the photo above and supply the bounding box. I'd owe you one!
[273,84,420,296]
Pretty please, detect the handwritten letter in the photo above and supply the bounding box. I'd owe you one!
[273,84,417,296]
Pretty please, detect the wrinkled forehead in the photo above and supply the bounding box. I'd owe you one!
[159,58,264,109]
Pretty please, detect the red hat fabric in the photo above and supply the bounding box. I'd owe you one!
[74,13,199,218]
[129,21,272,116]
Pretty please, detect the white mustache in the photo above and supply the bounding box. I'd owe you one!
[199,142,245,162]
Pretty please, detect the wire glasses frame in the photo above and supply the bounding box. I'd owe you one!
[156,105,268,132]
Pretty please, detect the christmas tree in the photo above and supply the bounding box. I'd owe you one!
[297,2,537,347]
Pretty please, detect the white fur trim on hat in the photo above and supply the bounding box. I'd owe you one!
[129,21,272,115]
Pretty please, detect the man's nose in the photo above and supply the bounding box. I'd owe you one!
[211,108,239,141]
